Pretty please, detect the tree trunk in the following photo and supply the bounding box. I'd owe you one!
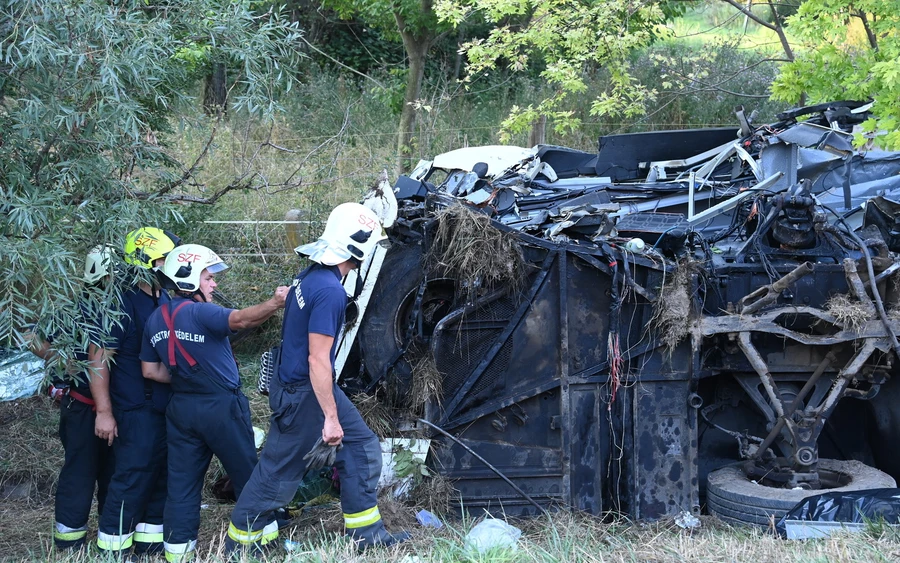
[528,115,547,147]
[203,62,227,116]
[454,25,465,80]
[857,11,879,51]
[396,36,429,176]
[765,0,794,61]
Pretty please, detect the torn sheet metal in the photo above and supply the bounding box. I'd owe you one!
[348,101,900,523]
[394,101,900,241]
[432,146,538,178]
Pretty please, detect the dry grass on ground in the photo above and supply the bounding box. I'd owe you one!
[5,505,900,563]
[6,383,900,562]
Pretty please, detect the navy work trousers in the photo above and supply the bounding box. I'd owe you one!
[227,374,385,549]
[97,404,167,554]
[54,395,114,550]
[162,388,258,560]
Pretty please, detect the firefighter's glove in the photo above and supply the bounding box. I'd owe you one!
[303,437,343,471]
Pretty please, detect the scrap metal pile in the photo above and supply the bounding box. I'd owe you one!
[340,101,900,525]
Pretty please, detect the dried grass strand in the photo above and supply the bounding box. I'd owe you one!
[430,204,526,300]
[825,293,870,332]
[651,259,699,350]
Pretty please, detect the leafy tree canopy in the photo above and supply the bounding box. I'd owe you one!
[0,0,302,357]
[324,0,449,43]
[770,0,900,148]
[436,0,682,141]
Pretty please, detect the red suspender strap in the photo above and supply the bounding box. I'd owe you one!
[68,389,96,410]
[160,301,198,368]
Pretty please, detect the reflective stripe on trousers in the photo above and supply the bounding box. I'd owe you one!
[53,522,87,542]
[344,506,381,529]
[164,539,196,562]
[97,530,134,551]
[134,522,164,544]
[227,520,278,545]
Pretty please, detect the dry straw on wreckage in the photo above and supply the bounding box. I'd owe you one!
[651,258,701,351]
[430,204,527,301]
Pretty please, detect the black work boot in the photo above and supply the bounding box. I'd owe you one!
[350,522,411,551]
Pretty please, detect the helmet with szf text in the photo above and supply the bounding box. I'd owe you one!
[159,244,228,293]
[295,203,387,266]
[124,227,182,269]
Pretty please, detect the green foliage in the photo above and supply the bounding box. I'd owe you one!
[436,0,673,141]
[0,0,302,352]
[392,446,430,480]
[642,38,787,126]
[324,0,449,43]
[316,21,405,76]
[771,0,900,148]
[370,68,410,114]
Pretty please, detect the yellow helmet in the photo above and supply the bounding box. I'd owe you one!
[123,227,182,269]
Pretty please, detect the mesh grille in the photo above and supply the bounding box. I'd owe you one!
[434,296,516,403]
[472,338,512,397]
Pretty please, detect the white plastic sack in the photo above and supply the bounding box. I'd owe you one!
[464,518,522,554]
[0,350,44,401]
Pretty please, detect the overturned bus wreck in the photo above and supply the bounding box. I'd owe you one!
[338,101,900,525]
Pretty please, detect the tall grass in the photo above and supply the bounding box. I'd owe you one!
[173,44,787,223]
[165,40,786,317]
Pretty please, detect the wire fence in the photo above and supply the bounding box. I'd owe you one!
[190,220,314,349]
[187,116,756,348]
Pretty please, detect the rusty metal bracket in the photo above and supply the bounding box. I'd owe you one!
[736,331,888,475]
[738,261,814,314]
[700,308,900,346]
[842,258,876,317]
[752,351,836,461]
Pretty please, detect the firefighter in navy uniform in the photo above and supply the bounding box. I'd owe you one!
[35,246,116,550]
[140,244,288,563]
[95,227,181,557]
[226,203,410,553]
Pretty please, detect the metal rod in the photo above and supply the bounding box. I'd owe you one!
[842,259,876,316]
[417,418,548,515]
[819,339,878,416]
[739,261,814,314]
[754,351,836,458]
[687,172,782,226]
[737,332,786,418]
[688,171,696,220]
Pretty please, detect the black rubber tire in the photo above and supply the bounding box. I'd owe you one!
[358,242,425,383]
[706,459,896,528]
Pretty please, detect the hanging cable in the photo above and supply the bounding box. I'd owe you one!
[417,418,548,515]
[819,200,900,359]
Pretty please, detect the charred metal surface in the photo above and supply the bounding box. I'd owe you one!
[632,381,700,518]
[345,101,900,521]
[428,246,622,515]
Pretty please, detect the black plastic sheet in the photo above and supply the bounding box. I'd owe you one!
[776,488,900,537]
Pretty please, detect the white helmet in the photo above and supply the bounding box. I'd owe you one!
[296,202,387,266]
[83,245,115,284]
[160,244,228,292]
